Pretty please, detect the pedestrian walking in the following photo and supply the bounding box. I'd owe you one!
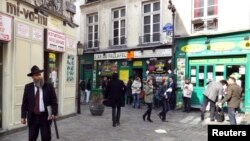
[168,77,176,110]
[218,77,242,125]
[85,79,92,103]
[132,77,142,108]
[182,78,193,113]
[79,80,86,103]
[126,76,133,105]
[142,79,154,122]
[101,76,109,98]
[105,73,126,127]
[21,65,58,141]
[201,79,223,121]
[157,80,169,122]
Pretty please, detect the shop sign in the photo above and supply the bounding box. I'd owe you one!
[45,29,65,52]
[134,49,172,58]
[94,52,127,60]
[32,27,43,41]
[181,44,206,53]
[209,42,235,51]
[16,22,30,38]
[133,61,143,67]
[6,2,47,26]
[238,40,250,49]
[66,37,77,48]
[0,13,12,41]
[66,1,76,14]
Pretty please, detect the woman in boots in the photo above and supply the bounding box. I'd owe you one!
[143,79,154,122]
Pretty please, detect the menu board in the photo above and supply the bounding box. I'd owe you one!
[176,58,186,87]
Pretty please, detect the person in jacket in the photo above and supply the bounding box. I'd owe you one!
[218,77,242,125]
[126,76,133,105]
[157,80,169,122]
[142,79,154,122]
[79,80,86,103]
[182,78,193,113]
[21,65,58,141]
[85,79,92,103]
[132,77,142,108]
[201,79,223,121]
[101,76,109,98]
[105,73,126,127]
[168,77,177,110]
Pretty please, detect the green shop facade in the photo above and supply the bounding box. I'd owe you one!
[175,30,250,112]
[80,47,172,89]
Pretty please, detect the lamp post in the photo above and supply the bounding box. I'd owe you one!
[77,41,84,114]
[168,0,176,74]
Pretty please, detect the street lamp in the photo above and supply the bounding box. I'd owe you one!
[168,0,176,73]
[77,41,84,114]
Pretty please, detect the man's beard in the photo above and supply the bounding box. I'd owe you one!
[34,78,45,88]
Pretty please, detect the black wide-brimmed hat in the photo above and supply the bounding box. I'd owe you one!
[27,65,44,76]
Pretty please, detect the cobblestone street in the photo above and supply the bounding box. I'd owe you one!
[1,105,249,141]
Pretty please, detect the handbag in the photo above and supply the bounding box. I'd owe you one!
[102,99,111,107]
[140,90,145,99]
[215,106,225,122]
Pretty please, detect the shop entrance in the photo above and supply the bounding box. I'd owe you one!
[44,52,60,93]
[0,43,3,128]
[132,68,143,79]
[188,56,247,110]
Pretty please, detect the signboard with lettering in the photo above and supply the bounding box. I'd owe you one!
[0,13,12,41]
[66,37,76,48]
[66,1,76,14]
[32,27,43,41]
[94,49,172,60]
[45,29,65,52]
[16,22,30,38]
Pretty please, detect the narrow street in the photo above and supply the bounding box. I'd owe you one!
[1,105,249,141]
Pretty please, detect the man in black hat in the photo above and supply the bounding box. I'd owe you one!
[21,65,58,141]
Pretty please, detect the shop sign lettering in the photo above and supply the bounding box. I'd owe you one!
[6,2,47,26]
[45,29,65,52]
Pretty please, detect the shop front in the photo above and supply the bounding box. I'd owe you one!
[93,48,172,88]
[175,30,250,112]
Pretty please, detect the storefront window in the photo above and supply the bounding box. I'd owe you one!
[44,52,59,88]
[190,66,197,86]
[198,66,205,87]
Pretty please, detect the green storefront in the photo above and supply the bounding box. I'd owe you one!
[175,30,250,112]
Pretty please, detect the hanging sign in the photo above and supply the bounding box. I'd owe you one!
[0,13,12,41]
[45,29,65,52]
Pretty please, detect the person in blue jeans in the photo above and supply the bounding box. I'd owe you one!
[132,77,142,108]
[158,80,169,122]
[218,77,242,125]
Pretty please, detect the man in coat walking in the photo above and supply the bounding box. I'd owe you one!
[21,65,58,141]
[105,73,126,127]
[218,77,242,125]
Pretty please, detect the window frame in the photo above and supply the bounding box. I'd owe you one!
[192,0,218,33]
[142,1,161,43]
[87,13,99,48]
[111,7,126,46]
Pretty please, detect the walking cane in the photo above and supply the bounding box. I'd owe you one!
[53,119,60,139]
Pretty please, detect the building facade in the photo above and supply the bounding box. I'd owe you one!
[80,0,174,88]
[0,0,79,130]
[174,0,250,112]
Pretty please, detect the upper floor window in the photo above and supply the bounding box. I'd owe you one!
[87,14,99,48]
[193,0,218,32]
[112,8,126,46]
[141,1,160,43]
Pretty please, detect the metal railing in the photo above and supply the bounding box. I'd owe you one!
[139,34,161,45]
[109,38,127,48]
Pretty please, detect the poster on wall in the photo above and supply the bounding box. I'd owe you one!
[66,54,75,82]
[176,58,185,87]
[119,70,129,84]
[0,13,12,41]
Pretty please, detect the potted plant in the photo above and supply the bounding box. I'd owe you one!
[89,88,105,116]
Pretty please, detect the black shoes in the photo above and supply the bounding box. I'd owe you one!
[147,119,153,122]
[201,114,204,121]
[116,121,120,126]
[112,122,116,127]
[143,115,146,121]
[158,113,162,120]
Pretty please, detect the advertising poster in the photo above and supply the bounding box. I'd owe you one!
[66,54,75,82]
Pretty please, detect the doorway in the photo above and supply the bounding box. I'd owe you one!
[132,68,143,79]
[44,52,60,93]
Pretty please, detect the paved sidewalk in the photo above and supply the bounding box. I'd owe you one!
[0,105,249,141]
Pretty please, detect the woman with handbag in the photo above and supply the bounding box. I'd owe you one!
[142,79,154,122]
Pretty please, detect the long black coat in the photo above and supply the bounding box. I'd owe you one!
[21,82,58,126]
[105,79,126,107]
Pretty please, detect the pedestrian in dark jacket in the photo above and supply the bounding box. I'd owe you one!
[79,80,86,103]
[157,80,169,122]
[85,79,92,103]
[101,76,109,97]
[105,73,126,127]
[126,77,133,104]
[168,77,176,110]
[21,65,58,141]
